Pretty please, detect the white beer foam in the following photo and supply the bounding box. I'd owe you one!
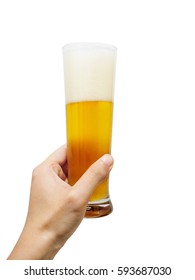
[63,43,117,104]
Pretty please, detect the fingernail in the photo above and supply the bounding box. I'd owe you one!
[101,154,114,167]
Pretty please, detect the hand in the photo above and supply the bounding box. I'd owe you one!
[7,145,114,260]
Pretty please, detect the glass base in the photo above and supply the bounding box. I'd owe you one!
[85,198,113,218]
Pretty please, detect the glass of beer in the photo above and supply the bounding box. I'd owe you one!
[63,43,117,218]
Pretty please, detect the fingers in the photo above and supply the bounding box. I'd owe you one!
[44,145,114,203]
[43,145,67,181]
[49,162,66,181]
[73,154,114,202]
[45,144,67,166]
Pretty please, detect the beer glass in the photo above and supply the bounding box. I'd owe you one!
[63,43,117,218]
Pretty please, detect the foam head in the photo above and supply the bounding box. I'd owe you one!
[63,43,117,104]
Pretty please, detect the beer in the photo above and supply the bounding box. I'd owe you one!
[63,43,117,217]
[66,100,113,201]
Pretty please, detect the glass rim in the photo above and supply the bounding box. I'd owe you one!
[63,42,117,53]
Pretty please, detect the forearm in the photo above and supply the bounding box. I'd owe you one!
[7,225,61,260]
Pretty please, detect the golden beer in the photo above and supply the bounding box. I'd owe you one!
[63,42,117,217]
[66,100,113,201]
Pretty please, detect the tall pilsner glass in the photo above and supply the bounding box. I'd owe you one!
[63,43,117,218]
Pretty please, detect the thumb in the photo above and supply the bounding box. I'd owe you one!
[73,154,114,201]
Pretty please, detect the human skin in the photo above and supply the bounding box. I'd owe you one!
[7,145,114,260]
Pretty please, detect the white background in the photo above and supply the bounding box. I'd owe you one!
[0,0,195,279]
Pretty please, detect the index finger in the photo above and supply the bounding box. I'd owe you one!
[45,144,67,166]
